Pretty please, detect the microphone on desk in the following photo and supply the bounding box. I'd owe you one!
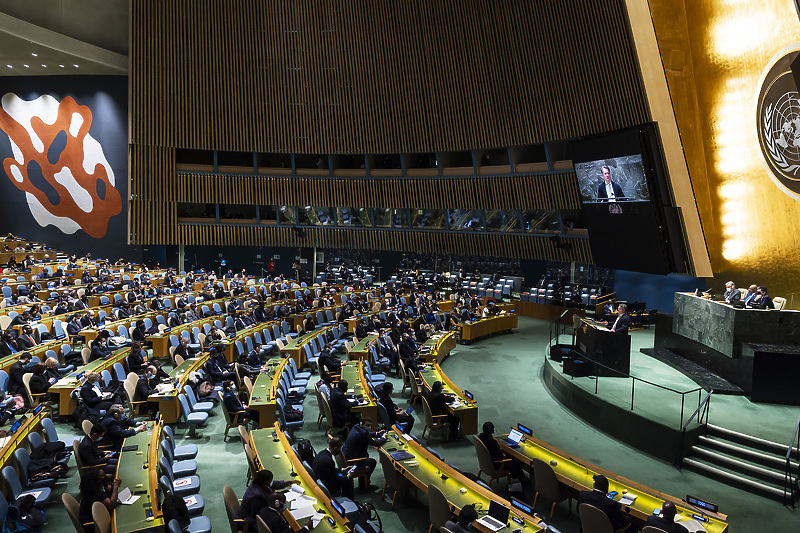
[285,450,297,476]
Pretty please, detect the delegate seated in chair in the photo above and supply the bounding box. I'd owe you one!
[312,437,355,500]
[78,424,117,475]
[577,474,632,532]
[222,380,259,424]
[424,381,460,442]
[342,417,387,491]
[478,422,528,482]
[236,469,298,531]
[258,492,314,533]
[330,379,360,429]
[646,501,690,533]
[79,468,120,532]
[100,404,147,451]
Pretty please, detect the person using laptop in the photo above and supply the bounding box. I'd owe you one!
[646,501,689,533]
[479,422,528,483]
[444,504,478,533]
[577,474,632,532]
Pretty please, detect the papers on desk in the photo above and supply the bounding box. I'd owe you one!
[157,384,174,393]
[117,488,140,505]
[286,491,323,522]
[618,493,637,506]
[677,518,708,533]
[55,378,72,386]
[449,400,462,408]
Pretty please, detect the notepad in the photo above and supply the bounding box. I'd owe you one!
[117,488,140,505]
[619,493,638,506]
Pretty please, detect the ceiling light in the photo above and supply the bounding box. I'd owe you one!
[73,64,78,68]
[41,64,46,68]
[31,53,37,57]
[59,64,64,68]
[23,64,29,68]
[6,65,11,68]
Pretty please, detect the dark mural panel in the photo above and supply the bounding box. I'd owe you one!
[0,76,128,258]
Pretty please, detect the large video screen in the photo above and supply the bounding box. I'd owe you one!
[574,155,650,203]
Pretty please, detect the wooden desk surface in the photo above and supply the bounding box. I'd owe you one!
[148,355,209,424]
[281,325,334,368]
[50,347,132,415]
[419,330,457,363]
[250,424,350,532]
[459,313,518,342]
[339,360,377,421]
[418,363,478,435]
[379,426,544,532]
[499,428,729,532]
[0,409,47,469]
[347,334,379,363]
[113,421,163,533]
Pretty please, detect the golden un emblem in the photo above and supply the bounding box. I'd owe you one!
[756,45,800,198]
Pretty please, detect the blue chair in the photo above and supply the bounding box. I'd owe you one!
[276,397,304,433]
[113,362,127,383]
[288,358,311,381]
[0,370,9,395]
[178,394,208,438]
[184,386,214,414]
[159,440,197,477]
[100,369,114,387]
[27,432,70,468]
[162,425,197,460]
[2,466,50,505]
[158,458,201,497]
[167,517,212,533]
[15,448,58,490]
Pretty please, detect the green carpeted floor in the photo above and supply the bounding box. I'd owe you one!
[47,316,798,532]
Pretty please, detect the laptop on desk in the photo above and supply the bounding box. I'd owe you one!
[501,428,524,448]
[475,500,511,532]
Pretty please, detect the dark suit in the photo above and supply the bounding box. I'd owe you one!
[342,424,384,488]
[18,335,38,350]
[478,431,524,479]
[425,390,460,441]
[723,289,741,305]
[646,515,689,533]
[100,414,138,450]
[127,349,147,374]
[749,294,775,310]
[577,489,629,531]
[222,389,259,422]
[236,483,270,530]
[257,507,310,533]
[90,343,112,362]
[8,361,27,395]
[78,436,116,474]
[330,388,358,428]
[597,181,624,202]
[134,375,158,402]
[312,449,354,499]
[378,393,414,432]
[609,313,631,334]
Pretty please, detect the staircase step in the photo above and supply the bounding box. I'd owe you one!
[706,424,799,455]
[697,436,800,470]
[689,447,787,484]
[682,458,789,500]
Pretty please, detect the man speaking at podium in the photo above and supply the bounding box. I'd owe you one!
[604,303,630,334]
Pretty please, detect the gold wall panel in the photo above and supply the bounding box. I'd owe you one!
[648,0,800,307]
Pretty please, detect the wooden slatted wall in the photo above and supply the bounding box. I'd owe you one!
[130,0,650,261]
[131,0,649,153]
[175,223,593,263]
[173,172,581,210]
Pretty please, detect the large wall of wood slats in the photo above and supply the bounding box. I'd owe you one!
[173,172,581,210]
[130,0,650,260]
[176,224,594,264]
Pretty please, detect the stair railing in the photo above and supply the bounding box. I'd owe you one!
[783,408,800,507]
[674,389,714,468]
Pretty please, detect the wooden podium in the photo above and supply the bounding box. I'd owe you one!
[575,317,631,377]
